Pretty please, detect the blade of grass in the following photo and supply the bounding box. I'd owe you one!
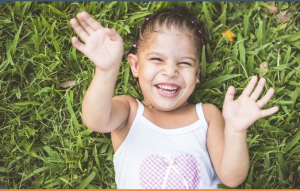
[201,45,206,81]
[10,22,23,55]
[202,2,214,29]
[200,74,241,89]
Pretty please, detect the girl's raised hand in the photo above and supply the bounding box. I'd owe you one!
[70,12,123,72]
[222,76,279,133]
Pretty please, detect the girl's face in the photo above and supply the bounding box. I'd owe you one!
[129,29,200,111]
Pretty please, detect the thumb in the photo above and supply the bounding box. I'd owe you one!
[224,86,235,103]
[104,28,122,42]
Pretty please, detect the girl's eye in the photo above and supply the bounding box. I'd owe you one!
[180,62,192,66]
[150,58,163,62]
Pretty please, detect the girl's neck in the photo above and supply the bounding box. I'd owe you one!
[141,99,190,113]
[141,101,198,130]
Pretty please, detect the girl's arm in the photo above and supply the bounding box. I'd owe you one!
[70,12,130,133]
[206,108,249,187]
[82,68,131,133]
[206,76,279,187]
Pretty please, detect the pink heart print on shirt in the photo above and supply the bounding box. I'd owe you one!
[139,154,201,189]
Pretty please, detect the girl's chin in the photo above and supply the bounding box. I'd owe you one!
[154,85,181,98]
[152,101,187,111]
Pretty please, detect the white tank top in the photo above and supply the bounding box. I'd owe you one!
[113,99,221,189]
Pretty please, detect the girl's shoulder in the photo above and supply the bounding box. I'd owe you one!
[125,95,139,114]
[113,94,139,110]
[201,103,223,125]
[111,95,139,152]
[111,94,139,131]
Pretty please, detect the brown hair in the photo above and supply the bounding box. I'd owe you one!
[122,6,206,61]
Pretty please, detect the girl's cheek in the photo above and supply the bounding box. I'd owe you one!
[181,70,196,80]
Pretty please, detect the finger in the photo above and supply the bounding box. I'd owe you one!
[71,36,86,54]
[250,77,266,100]
[104,28,123,42]
[70,18,89,42]
[260,106,279,118]
[77,12,94,34]
[241,76,258,96]
[224,86,235,103]
[256,88,275,108]
[81,11,103,31]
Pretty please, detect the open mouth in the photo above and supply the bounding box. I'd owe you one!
[155,84,180,94]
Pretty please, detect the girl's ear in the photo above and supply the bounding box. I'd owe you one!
[128,53,139,78]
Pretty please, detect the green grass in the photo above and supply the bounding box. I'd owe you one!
[1,1,300,189]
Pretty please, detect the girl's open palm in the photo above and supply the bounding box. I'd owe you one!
[70,12,123,71]
[222,76,279,133]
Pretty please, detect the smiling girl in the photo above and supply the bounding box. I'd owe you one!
[69,6,279,189]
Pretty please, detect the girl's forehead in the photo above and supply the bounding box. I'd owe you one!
[139,31,198,58]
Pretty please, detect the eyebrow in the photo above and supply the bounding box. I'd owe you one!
[146,52,196,62]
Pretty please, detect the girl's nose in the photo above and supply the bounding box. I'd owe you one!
[161,62,178,78]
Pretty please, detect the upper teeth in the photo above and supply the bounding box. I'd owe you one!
[157,85,178,90]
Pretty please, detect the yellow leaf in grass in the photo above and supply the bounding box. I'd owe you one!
[222,29,236,41]
[259,61,268,77]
